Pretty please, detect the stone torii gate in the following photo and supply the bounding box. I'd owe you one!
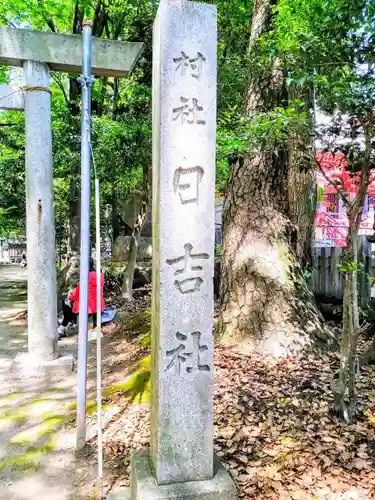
[0,25,143,375]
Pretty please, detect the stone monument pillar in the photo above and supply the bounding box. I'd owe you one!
[119,1,237,498]
[151,0,217,485]
[23,60,58,360]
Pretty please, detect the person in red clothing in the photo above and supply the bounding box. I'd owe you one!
[58,258,105,339]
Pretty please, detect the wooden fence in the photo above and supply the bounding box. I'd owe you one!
[310,236,373,307]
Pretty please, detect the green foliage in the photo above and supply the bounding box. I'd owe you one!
[340,260,362,274]
[0,111,25,235]
[0,0,373,243]
[274,0,375,117]
[215,244,222,258]
[0,0,155,240]
[217,104,310,190]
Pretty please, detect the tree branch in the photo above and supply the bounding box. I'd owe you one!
[52,73,69,106]
[43,15,57,33]
[37,0,57,32]
[92,0,106,38]
[314,154,351,208]
[351,122,373,229]
[72,0,84,35]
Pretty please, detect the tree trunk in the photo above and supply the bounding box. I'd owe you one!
[56,252,80,313]
[217,151,329,355]
[111,192,121,242]
[121,199,148,301]
[111,78,121,242]
[217,0,329,355]
[334,229,359,421]
[67,57,81,253]
[287,88,316,268]
[288,160,316,268]
[334,127,371,419]
[68,191,80,253]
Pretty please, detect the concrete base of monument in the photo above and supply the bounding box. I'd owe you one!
[108,452,237,500]
[6,352,74,381]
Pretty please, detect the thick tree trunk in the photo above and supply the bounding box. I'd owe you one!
[217,151,328,355]
[217,0,329,355]
[288,161,316,268]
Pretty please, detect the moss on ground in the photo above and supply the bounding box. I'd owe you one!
[0,395,69,473]
[104,354,151,404]
[0,438,57,473]
[0,395,65,427]
[66,398,110,421]
[10,415,65,446]
[0,391,25,402]
[0,453,41,473]
[124,310,151,349]
[0,312,152,478]
[124,310,151,337]
[0,411,28,426]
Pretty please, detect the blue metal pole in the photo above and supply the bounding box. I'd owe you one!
[76,21,93,449]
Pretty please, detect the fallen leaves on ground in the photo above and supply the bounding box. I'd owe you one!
[213,347,375,499]
[81,311,375,499]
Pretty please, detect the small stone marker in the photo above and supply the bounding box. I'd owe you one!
[120,1,237,498]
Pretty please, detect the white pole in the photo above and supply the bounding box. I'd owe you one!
[95,178,103,495]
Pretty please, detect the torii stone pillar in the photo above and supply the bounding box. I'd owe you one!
[23,60,57,361]
[0,26,143,377]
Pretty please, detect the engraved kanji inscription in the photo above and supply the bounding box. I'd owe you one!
[165,331,210,374]
[172,97,206,125]
[173,166,204,204]
[165,332,189,374]
[187,332,210,373]
[166,243,209,294]
[173,51,206,79]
